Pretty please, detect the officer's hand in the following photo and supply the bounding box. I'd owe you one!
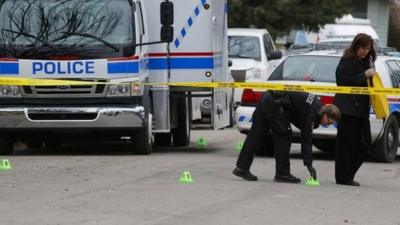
[365,68,376,78]
[307,165,317,180]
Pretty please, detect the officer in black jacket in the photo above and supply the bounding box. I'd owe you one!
[233,91,341,183]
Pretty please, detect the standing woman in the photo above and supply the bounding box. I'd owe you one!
[334,33,376,186]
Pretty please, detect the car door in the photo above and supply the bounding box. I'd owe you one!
[385,60,400,112]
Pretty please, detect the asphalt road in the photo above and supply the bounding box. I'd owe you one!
[1,127,400,225]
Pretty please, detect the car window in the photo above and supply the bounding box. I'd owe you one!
[263,34,274,58]
[386,60,400,88]
[268,55,340,82]
[228,36,261,61]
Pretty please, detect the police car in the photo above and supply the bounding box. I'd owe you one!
[235,50,400,163]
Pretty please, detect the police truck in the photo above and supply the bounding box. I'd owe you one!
[0,0,232,154]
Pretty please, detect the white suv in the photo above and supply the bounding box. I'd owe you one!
[228,28,282,106]
[235,50,400,163]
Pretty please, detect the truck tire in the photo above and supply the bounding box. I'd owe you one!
[133,114,153,155]
[371,116,399,163]
[154,133,171,146]
[0,134,14,155]
[313,139,336,152]
[255,136,274,156]
[26,140,43,149]
[172,97,190,146]
[44,139,61,148]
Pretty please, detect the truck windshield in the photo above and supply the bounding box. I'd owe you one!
[228,36,261,61]
[0,0,135,59]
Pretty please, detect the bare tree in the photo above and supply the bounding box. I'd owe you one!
[0,0,124,57]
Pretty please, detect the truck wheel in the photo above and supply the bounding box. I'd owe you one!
[44,139,61,148]
[255,136,274,156]
[26,140,43,149]
[133,114,153,155]
[313,139,336,152]
[371,116,399,163]
[154,133,171,146]
[172,98,190,146]
[0,135,14,155]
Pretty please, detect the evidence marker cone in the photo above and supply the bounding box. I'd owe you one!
[197,137,207,147]
[305,177,320,187]
[179,170,193,184]
[235,141,244,152]
[0,159,12,171]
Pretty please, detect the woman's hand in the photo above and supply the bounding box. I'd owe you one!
[365,68,376,78]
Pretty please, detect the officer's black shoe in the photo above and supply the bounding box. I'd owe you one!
[337,180,360,186]
[274,174,301,183]
[232,167,258,181]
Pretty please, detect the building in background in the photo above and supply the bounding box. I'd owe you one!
[388,0,400,49]
[351,0,390,46]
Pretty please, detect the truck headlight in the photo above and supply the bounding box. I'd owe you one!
[130,81,143,96]
[106,82,143,97]
[0,85,21,97]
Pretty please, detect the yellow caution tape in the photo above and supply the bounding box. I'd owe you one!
[160,82,400,96]
[1,77,400,96]
[0,77,100,86]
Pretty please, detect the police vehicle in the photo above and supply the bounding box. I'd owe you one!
[0,0,232,154]
[235,49,400,163]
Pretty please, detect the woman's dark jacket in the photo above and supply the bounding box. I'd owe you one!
[334,56,371,118]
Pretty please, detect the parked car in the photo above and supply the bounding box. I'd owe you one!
[235,50,400,162]
[228,28,282,107]
[386,51,400,58]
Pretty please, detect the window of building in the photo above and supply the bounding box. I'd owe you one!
[351,0,368,19]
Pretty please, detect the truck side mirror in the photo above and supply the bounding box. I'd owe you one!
[160,1,174,25]
[161,26,174,43]
[228,60,233,67]
[267,51,282,60]
[160,1,174,43]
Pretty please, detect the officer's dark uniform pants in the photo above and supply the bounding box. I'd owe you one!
[236,94,292,176]
[335,114,370,183]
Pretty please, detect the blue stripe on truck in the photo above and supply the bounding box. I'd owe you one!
[0,63,19,75]
[174,0,207,48]
[149,57,214,70]
[107,62,139,74]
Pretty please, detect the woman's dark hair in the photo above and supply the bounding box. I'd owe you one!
[343,33,376,62]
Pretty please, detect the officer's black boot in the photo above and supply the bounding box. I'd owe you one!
[233,167,258,181]
[274,174,301,183]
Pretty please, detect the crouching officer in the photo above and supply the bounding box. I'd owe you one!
[233,91,341,183]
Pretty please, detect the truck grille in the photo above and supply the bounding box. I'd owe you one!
[22,79,107,98]
[27,112,98,120]
[152,87,170,131]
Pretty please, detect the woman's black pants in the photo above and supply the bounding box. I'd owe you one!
[335,114,371,183]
